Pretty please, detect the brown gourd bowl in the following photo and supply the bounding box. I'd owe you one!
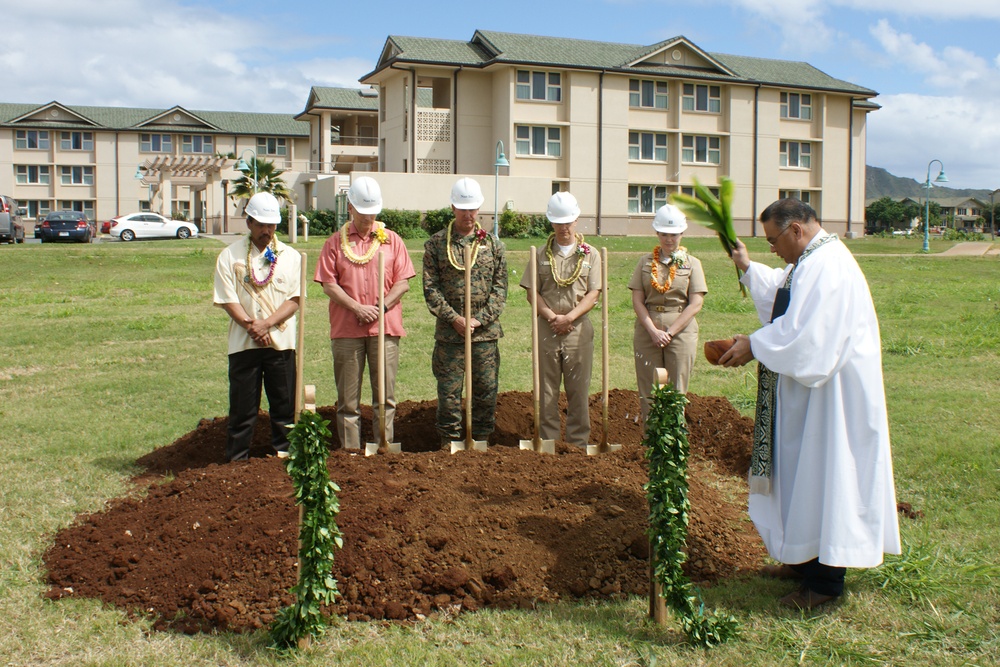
[704,338,736,365]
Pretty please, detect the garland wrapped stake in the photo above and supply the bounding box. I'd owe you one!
[644,370,739,647]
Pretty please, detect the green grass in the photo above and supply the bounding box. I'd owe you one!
[1,235,999,666]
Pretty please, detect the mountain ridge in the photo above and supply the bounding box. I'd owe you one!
[865,165,992,203]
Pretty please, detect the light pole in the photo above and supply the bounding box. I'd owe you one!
[922,160,948,253]
[234,149,258,193]
[493,140,509,238]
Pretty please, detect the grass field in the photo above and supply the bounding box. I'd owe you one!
[1,233,998,666]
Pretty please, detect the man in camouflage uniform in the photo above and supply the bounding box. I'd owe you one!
[423,178,508,446]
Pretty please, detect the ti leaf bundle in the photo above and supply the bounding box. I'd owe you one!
[670,177,746,295]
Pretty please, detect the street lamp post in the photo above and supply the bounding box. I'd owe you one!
[922,159,948,253]
[493,140,509,238]
[234,149,258,193]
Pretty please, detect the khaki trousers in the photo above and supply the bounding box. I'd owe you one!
[633,313,698,428]
[538,315,594,446]
[332,336,400,449]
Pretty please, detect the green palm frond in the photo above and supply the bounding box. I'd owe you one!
[670,177,745,295]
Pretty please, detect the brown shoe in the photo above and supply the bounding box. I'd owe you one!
[760,564,803,580]
[779,586,838,610]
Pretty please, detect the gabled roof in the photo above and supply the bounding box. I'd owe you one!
[0,102,309,137]
[296,87,379,119]
[361,29,876,97]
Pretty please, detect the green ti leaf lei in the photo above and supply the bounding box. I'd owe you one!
[269,411,343,650]
[643,383,740,647]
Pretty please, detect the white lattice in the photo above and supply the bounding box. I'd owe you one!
[416,159,452,174]
[416,110,451,141]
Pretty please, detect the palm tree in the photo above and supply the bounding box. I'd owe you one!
[229,157,293,205]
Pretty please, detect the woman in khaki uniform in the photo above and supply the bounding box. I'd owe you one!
[520,192,601,447]
[628,204,707,427]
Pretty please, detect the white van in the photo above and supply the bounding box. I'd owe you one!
[0,195,25,244]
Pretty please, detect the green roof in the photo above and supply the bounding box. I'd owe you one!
[302,86,379,112]
[365,29,876,97]
[0,102,309,136]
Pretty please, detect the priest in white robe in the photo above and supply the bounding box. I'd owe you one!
[719,198,900,610]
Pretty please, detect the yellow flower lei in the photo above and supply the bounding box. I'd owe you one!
[446,221,486,270]
[650,246,688,294]
[544,233,589,287]
[340,221,388,265]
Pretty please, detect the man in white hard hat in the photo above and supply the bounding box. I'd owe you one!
[314,177,415,450]
[422,177,508,446]
[213,191,302,461]
[519,192,601,447]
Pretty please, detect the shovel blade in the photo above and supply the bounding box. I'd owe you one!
[520,438,555,454]
[586,443,623,456]
[365,441,402,457]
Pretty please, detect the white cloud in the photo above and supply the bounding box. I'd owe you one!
[868,93,1000,188]
[870,20,996,91]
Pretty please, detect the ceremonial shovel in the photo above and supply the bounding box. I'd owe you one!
[294,251,308,423]
[366,251,401,456]
[588,247,622,456]
[451,243,488,454]
[519,246,555,455]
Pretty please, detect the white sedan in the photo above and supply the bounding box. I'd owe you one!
[109,213,199,241]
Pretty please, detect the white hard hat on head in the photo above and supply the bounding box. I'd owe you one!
[652,204,688,234]
[347,176,383,215]
[244,192,281,225]
[450,177,485,210]
[546,191,580,224]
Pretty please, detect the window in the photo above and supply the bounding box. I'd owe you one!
[681,185,720,198]
[628,132,668,162]
[60,166,94,185]
[629,80,668,109]
[15,165,51,184]
[516,70,561,102]
[780,92,812,120]
[779,190,812,205]
[681,135,721,164]
[22,200,52,219]
[15,130,50,150]
[628,185,668,214]
[60,132,93,151]
[257,137,287,156]
[59,200,95,218]
[515,126,562,157]
[182,135,213,153]
[141,134,172,152]
[780,141,811,168]
[682,84,721,113]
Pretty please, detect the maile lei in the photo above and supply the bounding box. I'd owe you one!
[544,232,591,287]
[650,246,689,294]
[341,221,389,265]
[446,221,488,270]
[245,237,280,286]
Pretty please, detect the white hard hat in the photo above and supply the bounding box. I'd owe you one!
[347,176,383,215]
[546,191,580,224]
[652,204,688,234]
[244,192,281,225]
[450,177,484,210]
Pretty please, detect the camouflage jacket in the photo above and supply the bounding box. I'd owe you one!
[423,226,507,343]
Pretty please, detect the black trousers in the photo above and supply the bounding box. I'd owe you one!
[790,558,846,596]
[227,348,296,461]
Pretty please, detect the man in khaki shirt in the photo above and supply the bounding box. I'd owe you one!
[519,192,601,447]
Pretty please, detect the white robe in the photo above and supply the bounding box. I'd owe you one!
[743,231,901,568]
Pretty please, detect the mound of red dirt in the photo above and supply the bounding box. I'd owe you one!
[43,390,765,634]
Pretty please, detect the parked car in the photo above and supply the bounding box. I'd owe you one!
[0,194,25,244]
[101,220,112,235]
[109,213,199,241]
[37,211,93,243]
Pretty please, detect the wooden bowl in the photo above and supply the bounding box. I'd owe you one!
[704,338,736,365]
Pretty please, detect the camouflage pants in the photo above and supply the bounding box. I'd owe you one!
[432,340,500,442]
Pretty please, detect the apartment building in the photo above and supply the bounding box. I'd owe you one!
[0,101,311,231]
[359,30,878,236]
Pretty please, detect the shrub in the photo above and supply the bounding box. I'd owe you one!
[423,207,454,236]
[283,209,339,237]
[942,228,985,241]
[499,209,549,239]
[379,208,426,239]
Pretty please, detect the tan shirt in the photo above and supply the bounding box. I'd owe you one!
[628,251,707,311]
[520,243,601,314]
[214,237,301,354]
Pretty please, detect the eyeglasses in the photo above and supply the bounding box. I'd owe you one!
[766,224,795,248]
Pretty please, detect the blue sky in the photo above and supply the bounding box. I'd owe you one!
[3,0,1000,189]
